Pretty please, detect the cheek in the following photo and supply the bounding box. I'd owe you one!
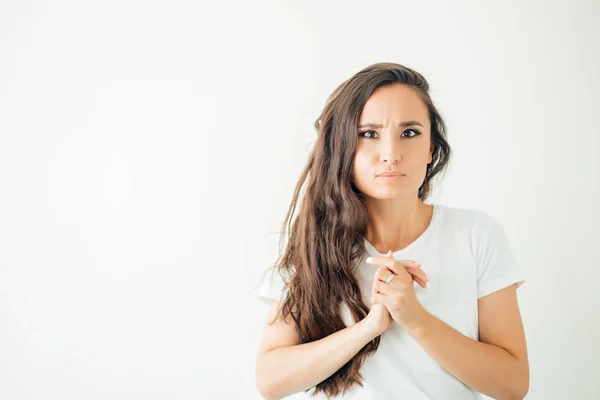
[354,144,375,165]
[352,152,372,181]
[404,146,431,171]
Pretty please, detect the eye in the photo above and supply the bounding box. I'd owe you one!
[358,130,378,139]
[401,129,421,138]
[358,129,421,139]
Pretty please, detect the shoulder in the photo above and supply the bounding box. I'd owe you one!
[435,203,499,232]
[435,204,509,254]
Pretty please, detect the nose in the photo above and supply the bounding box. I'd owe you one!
[379,134,402,164]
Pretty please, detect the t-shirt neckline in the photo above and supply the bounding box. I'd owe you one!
[363,203,442,256]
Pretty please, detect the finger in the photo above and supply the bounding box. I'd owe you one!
[371,283,388,296]
[374,267,396,283]
[371,291,389,306]
[403,264,430,282]
[366,255,420,276]
[367,254,421,268]
[373,258,428,288]
[371,287,387,304]
[412,276,429,289]
[369,254,429,284]
[404,266,430,283]
[372,279,395,294]
[373,266,425,288]
[371,259,410,282]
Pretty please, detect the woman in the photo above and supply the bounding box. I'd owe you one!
[255,62,529,399]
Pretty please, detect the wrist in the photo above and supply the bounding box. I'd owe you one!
[352,319,380,343]
[403,305,430,338]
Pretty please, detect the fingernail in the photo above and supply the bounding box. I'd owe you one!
[425,274,430,281]
[426,282,429,288]
[414,261,422,266]
[366,257,372,263]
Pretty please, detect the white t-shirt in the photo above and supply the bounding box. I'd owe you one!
[258,203,527,399]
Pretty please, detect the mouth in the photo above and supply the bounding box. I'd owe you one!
[377,173,406,181]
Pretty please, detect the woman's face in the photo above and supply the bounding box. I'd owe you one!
[352,83,433,199]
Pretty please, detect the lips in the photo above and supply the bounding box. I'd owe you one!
[377,172,406,177]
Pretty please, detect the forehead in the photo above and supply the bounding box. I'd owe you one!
[359,83,429,126]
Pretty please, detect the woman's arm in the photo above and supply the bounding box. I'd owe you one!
[407,284,529,400]
[255,300,387,400]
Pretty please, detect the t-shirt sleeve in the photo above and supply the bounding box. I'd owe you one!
[473,211,527,299]
[257,266,290,306]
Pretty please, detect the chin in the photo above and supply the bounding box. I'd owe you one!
[365,188,413,200]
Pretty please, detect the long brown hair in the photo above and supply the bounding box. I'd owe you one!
[266,62,451,397]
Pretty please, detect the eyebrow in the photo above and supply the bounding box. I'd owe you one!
[358,121,423,129]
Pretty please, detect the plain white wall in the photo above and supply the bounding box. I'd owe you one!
[0,0,598,399]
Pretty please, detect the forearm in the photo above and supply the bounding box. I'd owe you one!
[407,308,528,400]
[256,321,376,400]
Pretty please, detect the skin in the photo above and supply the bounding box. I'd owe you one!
[352,82,435,330]
[256,83,529,399]
[365,254,530,399]
[354,83,529,397]
[353,82,435,255]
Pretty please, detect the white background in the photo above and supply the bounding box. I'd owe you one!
[1,0,598,399]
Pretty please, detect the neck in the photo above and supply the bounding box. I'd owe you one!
[364,197,433,253]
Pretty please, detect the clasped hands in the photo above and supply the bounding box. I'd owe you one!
[364,250,430,335]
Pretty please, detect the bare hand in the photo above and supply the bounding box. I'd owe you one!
[363,302,392,336]
[367,250,428,331]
